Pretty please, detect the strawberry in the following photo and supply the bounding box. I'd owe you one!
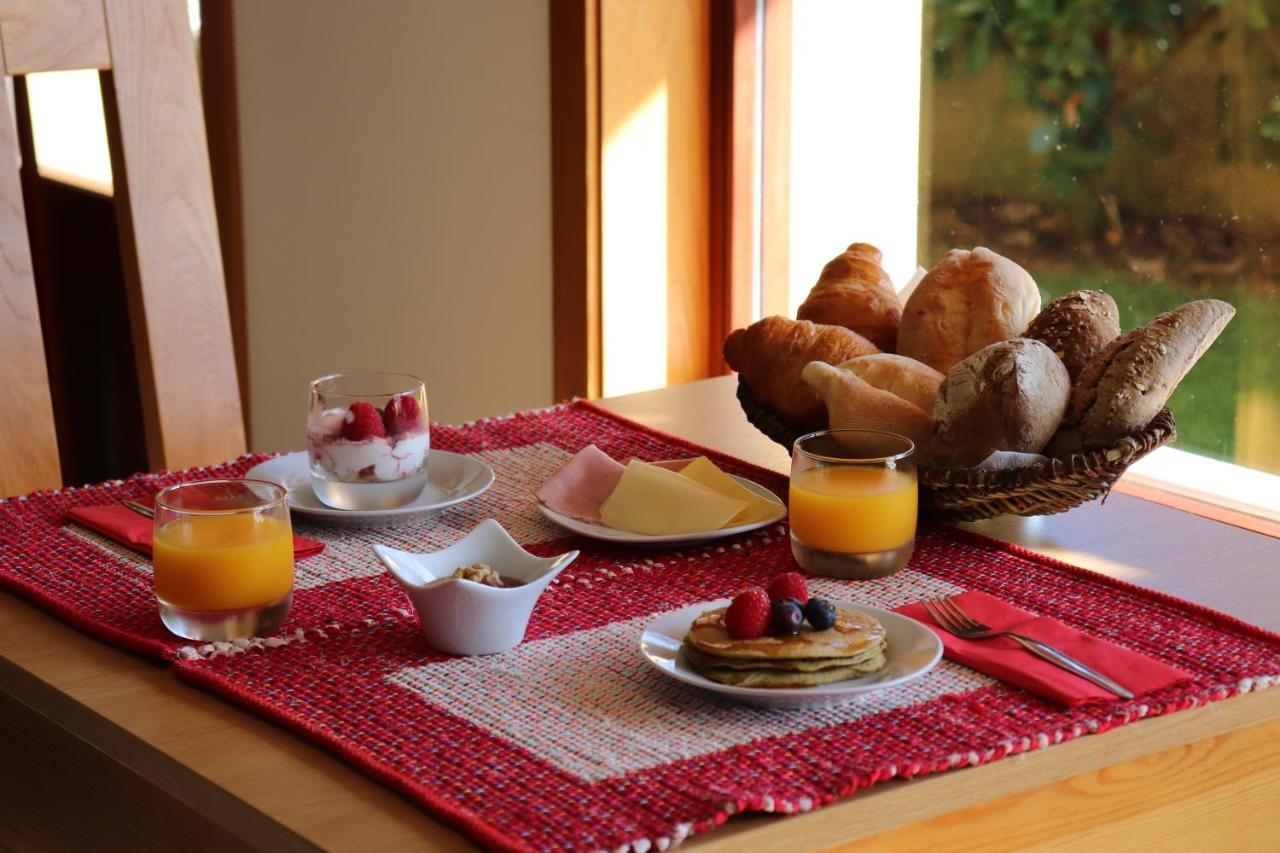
[724,588,771,639]
[340,401,386,441]
[766,572,809,605]
[383,394,422,435]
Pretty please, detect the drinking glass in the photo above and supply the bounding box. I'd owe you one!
[307,372,430,510]
[789,430,917,579]
[153,479,294,640]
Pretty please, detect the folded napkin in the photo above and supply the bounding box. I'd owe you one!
[896,590,1191,706]
[66,497,325,560]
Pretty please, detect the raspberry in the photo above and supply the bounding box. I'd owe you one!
[340,401,386,441]
[766,572,809,605]
[724,588,771,639]
[383,394,422,435]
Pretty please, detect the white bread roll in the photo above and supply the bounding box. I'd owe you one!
[931,338,1069,467]
[898,247,1041,374]
[837,353,944,413]
[801,361,933,462]
[1047,299,1235,455]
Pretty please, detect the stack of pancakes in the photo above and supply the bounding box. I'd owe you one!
[682,606,888,688]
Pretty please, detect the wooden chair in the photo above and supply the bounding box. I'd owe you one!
[0,0,245,496]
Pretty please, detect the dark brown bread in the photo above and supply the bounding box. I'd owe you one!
[931,338,1070,467]
[1047,299,1235,456]
[1024,290,1120,381]
[723,316,879,429]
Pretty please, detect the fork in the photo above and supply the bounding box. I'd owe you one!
[922,596,1134,700]
[123,499,154,518]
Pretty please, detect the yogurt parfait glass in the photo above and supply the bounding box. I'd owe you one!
[307,372,430,510]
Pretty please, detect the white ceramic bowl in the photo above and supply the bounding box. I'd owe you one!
[373,519,577,655]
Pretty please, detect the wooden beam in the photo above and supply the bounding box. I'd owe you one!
[101,0,245,470]
[549,0,602,400]
[760,0,791,317]
[198,0,250,437]
[0,74,61,495]
[0,0,110,75]
[709,0,759,374]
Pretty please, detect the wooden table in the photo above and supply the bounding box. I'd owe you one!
[3,376,1279,851]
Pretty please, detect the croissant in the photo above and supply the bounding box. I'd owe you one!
[800,362,933,462]
[724,316,878,429]
[796,242,902,351]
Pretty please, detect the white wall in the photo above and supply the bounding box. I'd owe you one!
[235,1,553,451]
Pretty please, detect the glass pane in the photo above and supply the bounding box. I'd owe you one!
[923,1,1280,475]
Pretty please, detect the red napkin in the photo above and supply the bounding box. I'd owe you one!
[66,496,325,560]
[896,590,1191,706]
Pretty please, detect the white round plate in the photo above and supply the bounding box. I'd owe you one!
[640,600,942,710]
[246,451,494,529]
[537,475,785,546]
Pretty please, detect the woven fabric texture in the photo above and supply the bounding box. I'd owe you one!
[2,401,1278,852]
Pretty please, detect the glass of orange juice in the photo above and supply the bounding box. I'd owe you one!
[153,479,295,641]
[789,430,917,580]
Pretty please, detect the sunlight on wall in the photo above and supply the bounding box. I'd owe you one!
[25,70,113,195]
[602,84,669,398]
[787,1,923,313]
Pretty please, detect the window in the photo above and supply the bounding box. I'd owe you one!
[782,1,1280,516]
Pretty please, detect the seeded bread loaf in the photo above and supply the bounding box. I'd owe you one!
[1024,290,1120,381]
[897,247,1041,374]
[1047,299,1235,456]
[931,338,1070,467]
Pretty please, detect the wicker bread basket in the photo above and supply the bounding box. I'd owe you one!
[736,379,1176,522]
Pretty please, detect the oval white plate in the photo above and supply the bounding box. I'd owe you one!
[246,450,494,529]
[537,475,786,546]
[640,600,942,710]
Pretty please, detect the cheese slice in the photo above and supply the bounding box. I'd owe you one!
[600,460,748,535]
[679,456,781,526]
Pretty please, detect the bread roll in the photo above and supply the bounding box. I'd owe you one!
[1024,290,1120,381]
[796,242,901,351]
[1047,299,1235,456]
[898,247,1041,374]
[800,362,933,460]
[931,338,1070,467]
[724,316,879,429]
[837,353,944,413]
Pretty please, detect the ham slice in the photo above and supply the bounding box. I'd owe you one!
[536,446,693,523]
[536,445,626,523]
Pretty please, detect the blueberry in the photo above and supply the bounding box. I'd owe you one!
[771,598,805,634]
[804,597,837,631]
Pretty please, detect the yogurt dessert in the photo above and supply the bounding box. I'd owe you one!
[308,373,429,510]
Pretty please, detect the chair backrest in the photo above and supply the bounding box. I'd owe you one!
[0,0,245,497]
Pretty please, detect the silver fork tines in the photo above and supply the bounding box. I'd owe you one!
[922,595,1134,700]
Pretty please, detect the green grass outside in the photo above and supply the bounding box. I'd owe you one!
[1033,267,1280,475]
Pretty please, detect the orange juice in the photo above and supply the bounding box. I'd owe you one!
[153,513,294,611]
[789,465,917,553]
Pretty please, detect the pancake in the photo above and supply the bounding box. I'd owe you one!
[687,605,886,660]
[691,649,889,688]
[680,645,870,671]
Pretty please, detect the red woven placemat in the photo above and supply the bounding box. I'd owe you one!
[2,401,1279,852]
